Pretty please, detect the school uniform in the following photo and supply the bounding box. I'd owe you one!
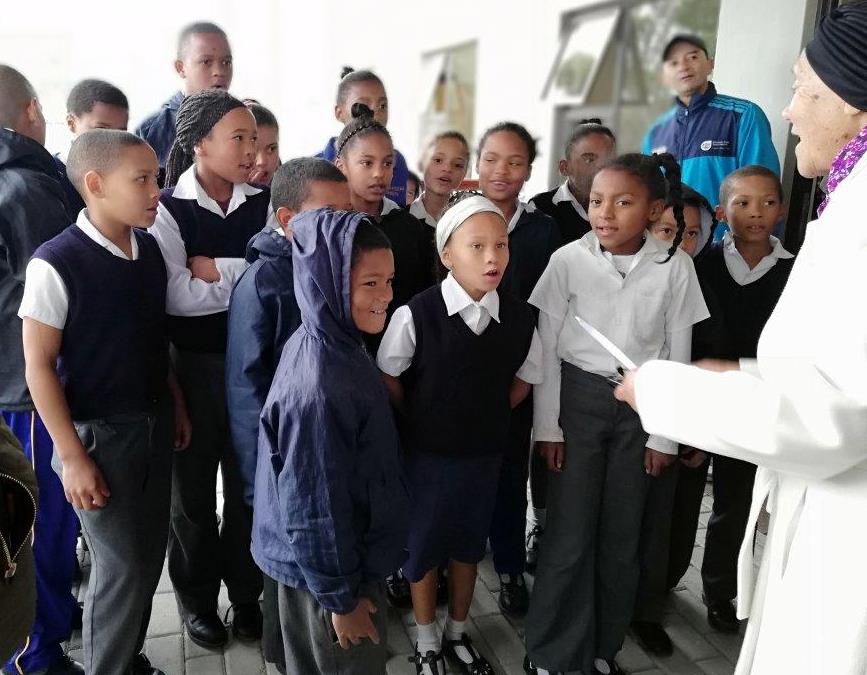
[150,165,268,620]
[489,201,561,579]
[252,209,409,675]
[225,223,300,669]
[317,137,410,204]
[53,148,85,221]
[377,273,542,582]
[408,196,438,229]
[136,91,184,183]
[525,233,708,673]
[529,181,592,245]
[0,128,79,674]
[20,212,173,675]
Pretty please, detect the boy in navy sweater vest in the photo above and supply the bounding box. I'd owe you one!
[20,130,190,675]
[55,79,129,220]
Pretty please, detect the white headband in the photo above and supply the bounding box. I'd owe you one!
[435,195,505,254]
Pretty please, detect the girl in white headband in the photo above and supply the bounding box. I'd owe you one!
[376,192,543,675]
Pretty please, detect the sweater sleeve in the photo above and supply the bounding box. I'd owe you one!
[737,104,780,174]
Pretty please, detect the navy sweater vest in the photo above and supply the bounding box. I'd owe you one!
[33,226,168,421]
[159,187,270,353]
[403,286,535,458]
[530,188,591,245]
[696,245,794,360]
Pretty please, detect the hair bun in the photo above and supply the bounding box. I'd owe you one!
[350,102,374,119]
[340,66,355,79]
[579,117,603,125]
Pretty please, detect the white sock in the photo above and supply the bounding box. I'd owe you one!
[594,658,612,674]
[416,620,440,656]
[444,616,474,663]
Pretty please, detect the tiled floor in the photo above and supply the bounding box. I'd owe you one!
[67,485,759,674]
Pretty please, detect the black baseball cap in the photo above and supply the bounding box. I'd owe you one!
[661,34,710,61]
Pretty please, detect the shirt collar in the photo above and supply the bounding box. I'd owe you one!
[172,165,262,218]
[409,197,437,228]
[76,209,139,260]
[552,181,589,220]
[676,81,717,113]
[507,200,533,234]
[381,197,402,216]
[441,272,500,323]
[722,231,793,261]
[585,231,667,271]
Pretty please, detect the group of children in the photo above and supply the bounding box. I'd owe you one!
[0,18,796,675]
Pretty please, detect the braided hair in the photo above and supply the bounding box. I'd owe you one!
[600,152,684,263]
[164,89,247,188]
[334,103,391,158]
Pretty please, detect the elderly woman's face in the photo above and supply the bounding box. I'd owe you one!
[783,54,855,178]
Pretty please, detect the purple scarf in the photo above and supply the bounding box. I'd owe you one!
[818,124,867,216]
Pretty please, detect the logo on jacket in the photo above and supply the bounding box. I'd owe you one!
[700,139,732,152]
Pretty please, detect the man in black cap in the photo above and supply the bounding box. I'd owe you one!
[642,34,780,242]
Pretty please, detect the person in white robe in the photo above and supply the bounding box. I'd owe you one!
[615,4,867,673]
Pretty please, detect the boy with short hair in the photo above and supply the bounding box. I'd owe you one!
[21,129,190,675]
[136,21,233,180]
[226,157,351,672]
[56,78,129,219]
[0,63,82,675]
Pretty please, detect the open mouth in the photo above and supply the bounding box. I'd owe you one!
[484,269,500,278]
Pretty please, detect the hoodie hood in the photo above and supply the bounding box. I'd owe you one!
[291,207,368,344]
[0,128,58,178]
[245,224,292,264]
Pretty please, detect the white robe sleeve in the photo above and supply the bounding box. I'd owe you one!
[634,358,867,480]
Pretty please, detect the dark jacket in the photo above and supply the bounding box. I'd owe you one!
[136,91,184,177]
[0,418,37,663]
[226,226,301,506]
[317,137,410,205]
[251,208,409,614]
[0,129,70,410]
[501,204,562,303]
[53,155,85,221]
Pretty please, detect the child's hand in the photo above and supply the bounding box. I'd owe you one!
[537,441,565,472]
[614,370,638,411]
[331,597,380,649]
[188,256,221,282]
[62,453,110,510]
[679,447,707,469]
[644,448,675,477]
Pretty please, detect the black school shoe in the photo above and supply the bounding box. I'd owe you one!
[130,652,166,675]
[498,573,529,617]
[408,643,446,675]
[703,593,740,633]
[230,602,263,642]
[442,633,494,675]
[523,654,563,674]
[631,620,674,656]
[386,570,413,609]
[183,610,228,649]
[525,525,544,574]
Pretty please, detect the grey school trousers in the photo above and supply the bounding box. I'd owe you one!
[53,401,173,675]
[525,364,650,673]
[167,348,262,615]
[278,581,388,675]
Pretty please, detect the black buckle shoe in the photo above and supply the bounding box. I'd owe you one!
[442,633,494,675]
[229,602,263,642]
[498,573,529,617]
[523,654,564,674]
[631,620,673,656]
[386,569,413,609]
[525,525,544,573]
[703,593,740,633]
[408,644,446,675]
[184,610,228,649]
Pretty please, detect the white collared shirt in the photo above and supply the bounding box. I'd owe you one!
[722,232,794,285]
[409,197,437,228]
[380,197,403,217]
[530,232,709,453]
[19,210,140,329]
[149,165,265,317]
[376,273,543,384]
[551,180,590,221]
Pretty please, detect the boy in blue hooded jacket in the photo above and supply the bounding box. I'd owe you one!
[251,208,409,675]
